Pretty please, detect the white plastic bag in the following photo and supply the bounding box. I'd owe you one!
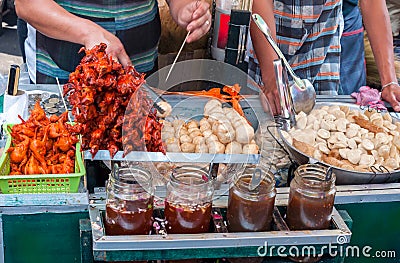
[0,73,7,95]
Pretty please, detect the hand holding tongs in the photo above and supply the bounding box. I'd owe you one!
[251,14,316,114]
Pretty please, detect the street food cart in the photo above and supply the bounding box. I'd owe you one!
[0,79,399,263]
[0,2,399,260]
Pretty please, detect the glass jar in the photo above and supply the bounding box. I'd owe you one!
[286,164,336,230]
[164,166,214,234]
[105,165,154,235]
[227,166,276,232]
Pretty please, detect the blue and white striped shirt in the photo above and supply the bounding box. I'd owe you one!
[26,0,161,84]
[248,0,343,95]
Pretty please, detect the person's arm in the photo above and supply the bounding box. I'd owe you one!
[15,0,131,66]
[250,0,280,115]
[360,0,400,111]
[167,0,211,43]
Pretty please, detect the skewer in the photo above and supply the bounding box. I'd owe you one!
[164,0,200,83]
[56,77,72,123]
[56,77,84,161]
[165,31,190,83]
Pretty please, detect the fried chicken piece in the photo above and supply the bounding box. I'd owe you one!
[293,138,315,157]
[328,149,341,160]
[322,155,346,168]
[353,116,386,133]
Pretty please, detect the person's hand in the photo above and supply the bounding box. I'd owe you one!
[83,25,132,67]
[261,78,281,116]
[381,83,400,111]
[176,0,211,43]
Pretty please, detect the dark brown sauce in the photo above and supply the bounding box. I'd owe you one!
[105,197,154,235]
[286,190,334,230]
[164,201,212,234]
[227,179,275,232]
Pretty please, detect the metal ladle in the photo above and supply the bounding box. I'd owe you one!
[251,14,316,114]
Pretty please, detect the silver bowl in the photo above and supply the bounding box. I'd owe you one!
[279,102,400,185]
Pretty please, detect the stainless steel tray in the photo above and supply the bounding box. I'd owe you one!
[84,150,260,164]
[88,204,351,252]
[87,185,356,261]
[279,102,400,184]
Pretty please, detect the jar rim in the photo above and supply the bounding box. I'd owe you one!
[110,165,153,189]
[170,165,211,186]
[294,164,336,189]
[234,169,276,194]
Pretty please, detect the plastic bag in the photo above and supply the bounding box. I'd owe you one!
[0,73,7,95]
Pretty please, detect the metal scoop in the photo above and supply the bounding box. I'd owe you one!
[252,14,316,114]
[249,168,262,191]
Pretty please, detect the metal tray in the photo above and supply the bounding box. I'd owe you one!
[279,102,400,185]
[84,150,260,164]
[88,204,351,252]
[87,185,352,260]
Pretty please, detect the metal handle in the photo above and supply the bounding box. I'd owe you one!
[7,64,20,96]
[236,25,247,64]
[273,59,296,130]
[249,167,262,191]
[251,14,304,89]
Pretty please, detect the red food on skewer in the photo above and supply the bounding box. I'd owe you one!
[64,43,165,157]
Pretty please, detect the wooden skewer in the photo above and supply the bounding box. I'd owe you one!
[56,77,72,123]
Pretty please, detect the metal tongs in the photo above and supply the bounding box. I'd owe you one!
[273,59,296,130]
[251,14,316,114]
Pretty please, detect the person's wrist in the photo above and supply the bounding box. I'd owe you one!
[81,21,103,47]
[381,81,400,92]
[262,77,277,91]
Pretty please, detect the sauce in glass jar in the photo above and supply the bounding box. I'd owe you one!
[164,165,214,234]
[227,166,276,232]
[105,165,154,236]
[286,164,336,231]
[164,202,212,234]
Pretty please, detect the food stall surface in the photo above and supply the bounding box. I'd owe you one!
[84,184,352,262]
[80,183,400,263]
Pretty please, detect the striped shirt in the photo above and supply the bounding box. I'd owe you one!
[26,0,161,84]
[248,0,343,95]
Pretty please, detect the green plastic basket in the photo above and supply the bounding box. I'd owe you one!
[0,124,86,194]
